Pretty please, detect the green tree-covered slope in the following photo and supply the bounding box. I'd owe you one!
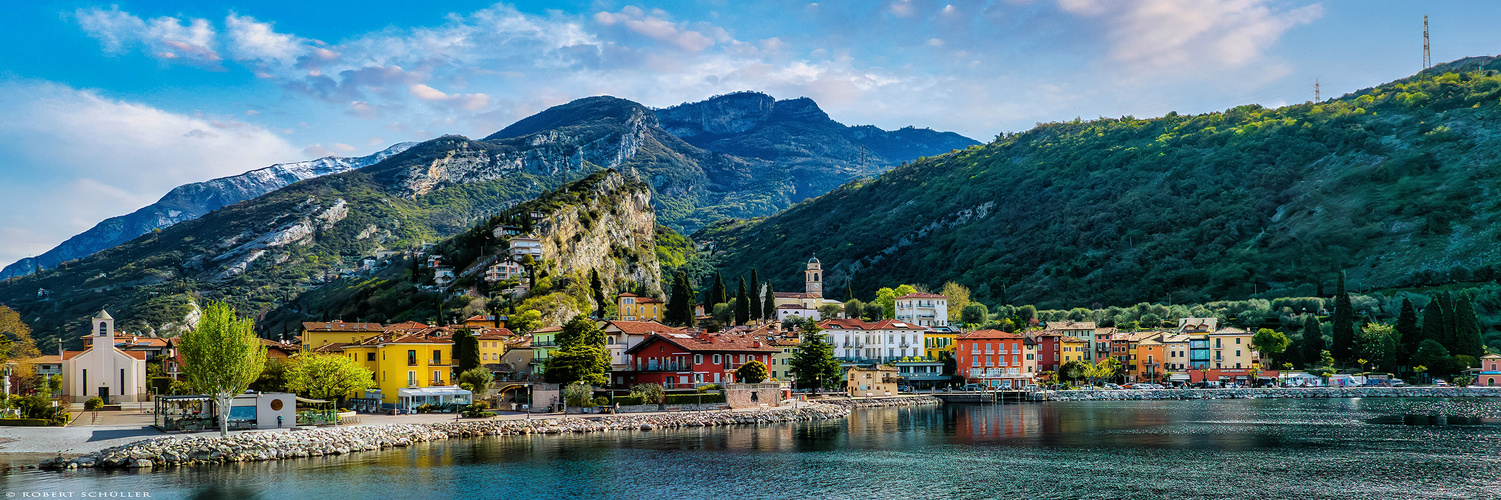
[701,56,1501,309]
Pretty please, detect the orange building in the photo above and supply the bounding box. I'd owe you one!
[955,329,1030,388]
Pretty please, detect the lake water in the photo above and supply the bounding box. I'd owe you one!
[6,398,1501,499]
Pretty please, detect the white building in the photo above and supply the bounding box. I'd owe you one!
[508,237,543,261]
[485,261,523,282]
[894,293,948,327]
[63,310,147,403]
[776,304,818,322]
[433,267,455,287]
[817,318,928,363]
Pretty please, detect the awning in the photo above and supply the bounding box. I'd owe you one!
[295,397,329,404]
[1169,374,1190,381]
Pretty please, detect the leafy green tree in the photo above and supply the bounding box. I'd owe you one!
[1454,293,1484,357]
[545,315,610,386]
[0,306,40,385]
[735,359,769,383]
[749,269,762,321]
[735,277,750,325]
[713,302,735,325]
[1058,360,1088,385]
[457,367,494,401]
[817,304,841,320]
[844,298,865,320]
[1411,339,1458,379]
[629,383,665,405]
[249,358,292,393]
[452,328,481,374]
[1331,273,1354,365]
[790,321,841,390]
[1357,323,1399,372]
[508,309,542,334]
[1251,328,1290,365]
[763,282,777,321]
[941,282,971,323]
[874,287,897,319]
[286,353,376,401]
[961,303,989,326]
[863,303,885,322]
[1086,357,1121,385]
[179,302,268,436]
[1016,305,1038,326]
[1395,297,1420,367]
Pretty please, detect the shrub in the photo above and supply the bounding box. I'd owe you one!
[696,384,722,393]
[664,393,726,405]
[591,396,610,407]
[611,395,645,406]
[415,403,437,414]
[84,397,105,411]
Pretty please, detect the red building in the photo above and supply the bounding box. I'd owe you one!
[623,332,778,389]
[1027,332,1062,372]
[955,329,1030,388]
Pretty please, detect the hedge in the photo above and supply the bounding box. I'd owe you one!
[0,418,55,426]
[664,393,725,405]
[611,395,645,406]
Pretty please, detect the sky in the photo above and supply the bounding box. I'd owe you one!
[3,0,1501,267]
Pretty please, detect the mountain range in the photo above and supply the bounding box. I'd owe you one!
[0,92,975,343]
[701,56,1501,310]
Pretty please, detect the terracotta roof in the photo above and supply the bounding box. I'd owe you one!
[311,342,352,353]
[773,292,818,299]
[959,329,1024,340]
[383,321,431,332]
[1058,336,1087,343]
[1213,327,1248,334]
[777,304,812,309]
[302,321,384,332]
[533,326,563,333]
[27,355,62,365]
[1047,321,1097,330]
[895,293,947,299]
[475,328,515,340]
[627,332,778,354]
[463,315,506,323]
[866,319,927,331]
[604,320,684,336]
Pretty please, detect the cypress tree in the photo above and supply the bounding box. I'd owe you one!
[589,269,606,319]
[711,271,727,306]
[846,282,855,302]
[1454,293,1484,357]
[1438,292,1458,349]
[681,272,698,328]
[1331,272,1355,365]
[665,272,688,327]
[735,277,750,325]
[1302,315,1324,368]
[763,282,777,322]
[1395,297,1421,367]
[1420,296,1446,347]
[749,269,762,321]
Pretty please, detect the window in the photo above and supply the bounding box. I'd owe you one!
[1236,338,1241,344]
[1236,350,1241,357]
[408,350,417,366]
[432,350,442,364]
[713,354,722,364]
[408,371,417,386]
[694,354,703,365]
[367,353,375,361]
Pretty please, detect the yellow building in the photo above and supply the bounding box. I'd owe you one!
[1209,327,1259,369]
[1059,336,1088,365]
[769,338,800,380]
[476,328,512,367]
[924,329,958,360]
[617,293,665,322]
[300,321,385,351]
[846,365,900,397]
[330,333,456,405]
[462,315,506,330]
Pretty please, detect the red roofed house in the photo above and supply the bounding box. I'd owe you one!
[63,310,148,403]
[617,293,666,322]
[623,332,778,389]
[817,318,928,364]
[956,329,1030,389]
[894,292,948,327]
[602,320,685,384]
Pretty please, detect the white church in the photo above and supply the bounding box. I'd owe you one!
[62,310,147,403]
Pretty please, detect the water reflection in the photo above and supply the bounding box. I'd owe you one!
[7,398,1501,500]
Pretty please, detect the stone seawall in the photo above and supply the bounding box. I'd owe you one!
[1046,387,1501,402]
[41,405,849,470]
[821,396,944,408]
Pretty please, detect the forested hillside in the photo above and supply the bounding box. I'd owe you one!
[702,56,1501,312]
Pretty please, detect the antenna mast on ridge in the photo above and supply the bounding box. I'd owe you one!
[1423,15,1431,70]
[1314,78,1320,102]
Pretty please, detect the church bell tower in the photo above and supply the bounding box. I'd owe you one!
[804,257,822,298]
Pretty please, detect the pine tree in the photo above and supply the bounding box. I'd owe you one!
[1454,293,1484,357]
[1331,272,1354,365]
[1396,297,1421,367]
[1420,296,1446,346]
[749,269,762,321]
[763,282,777,322]
[1302,315,1324,368]
[735,277,750,325]
[711,271,727,306]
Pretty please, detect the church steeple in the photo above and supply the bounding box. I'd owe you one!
[804,257,822,298]
[92,310,115,348]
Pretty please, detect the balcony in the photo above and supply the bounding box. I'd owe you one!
[429,379,446,386]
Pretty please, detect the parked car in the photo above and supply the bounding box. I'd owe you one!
[1434,380,1449,386]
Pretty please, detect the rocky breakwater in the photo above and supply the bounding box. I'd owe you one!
[1046,386,1501,402]
[822,395,944,408]
[40,405,848,470]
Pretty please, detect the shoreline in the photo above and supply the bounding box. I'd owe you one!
[1040,386,1501,402]
[39,402,870,470]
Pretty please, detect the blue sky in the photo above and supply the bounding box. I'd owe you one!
[3,0,1501,267]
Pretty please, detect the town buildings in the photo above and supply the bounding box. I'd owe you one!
[617,293,665,322]
[622,331,778,388]
[846,365,900,396]
[956,329,1030,388]
[894,293,948,327]
[818,318,928,364]
[62,311,147,403]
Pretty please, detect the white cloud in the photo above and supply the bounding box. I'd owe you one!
[225,13,307,67]
[76,7,222,67]
[1058,0,1323,70]
[0,79,301,266]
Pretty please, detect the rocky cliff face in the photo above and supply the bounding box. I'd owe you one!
[532,171,662,296]
[0,142,414,280]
